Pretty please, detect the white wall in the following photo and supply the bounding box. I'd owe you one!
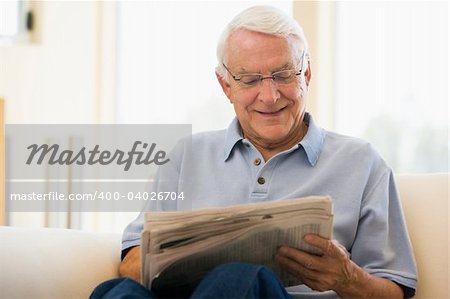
[294,1,335,130]
[0,1,98,124]
[0,1,106,229]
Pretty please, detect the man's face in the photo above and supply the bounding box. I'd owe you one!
[217,29,311,147]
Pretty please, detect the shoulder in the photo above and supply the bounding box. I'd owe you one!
[190,129,228,151]
[322,130,390,174]
[324,130,382,159]
[171,129,227,150]
[169,129,228,162]
[191,129,227,144]
[320,130,395,196]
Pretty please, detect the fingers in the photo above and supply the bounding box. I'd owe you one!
[274,248,320,282]
[275,237,354,293]
[303,234,334,256]
[274,246,332,292]
[304,235,349,258]
[276,246,320,270]
[276,235,349,266]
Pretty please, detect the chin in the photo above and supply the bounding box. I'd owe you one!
[256,129,290,143]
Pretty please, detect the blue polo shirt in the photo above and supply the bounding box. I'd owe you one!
[122,113,417,297]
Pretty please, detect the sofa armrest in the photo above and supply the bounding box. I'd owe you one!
[396,174,449,299]
[0,226,121,299]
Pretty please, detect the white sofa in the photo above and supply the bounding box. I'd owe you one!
[0,174,448,299]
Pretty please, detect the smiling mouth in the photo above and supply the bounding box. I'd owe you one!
[257,107,286,115]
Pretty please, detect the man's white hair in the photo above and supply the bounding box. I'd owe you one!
[216,5,309,80]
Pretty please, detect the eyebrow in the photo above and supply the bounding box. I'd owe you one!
[273,63,292,72]
[236,63,293,75]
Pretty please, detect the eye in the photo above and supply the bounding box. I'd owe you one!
[273,70,295,82]
[240,75,262,85]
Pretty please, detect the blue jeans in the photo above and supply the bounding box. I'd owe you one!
[90,262,292,299]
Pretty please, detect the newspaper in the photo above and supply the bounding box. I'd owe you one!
[141,196,333,293]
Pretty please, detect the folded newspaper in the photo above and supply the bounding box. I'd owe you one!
[141,196,333,293]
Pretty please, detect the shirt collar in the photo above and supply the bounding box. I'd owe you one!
[223,117,244,161]
[223,112,325,166]
[299,112,325,166]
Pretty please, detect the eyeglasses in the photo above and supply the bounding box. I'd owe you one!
[222,51,305,88]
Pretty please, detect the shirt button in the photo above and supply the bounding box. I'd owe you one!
[257,176,266,185]
[254,158,261,166]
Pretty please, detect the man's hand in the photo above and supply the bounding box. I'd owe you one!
[119,246,141,283]
[274,234,403,299]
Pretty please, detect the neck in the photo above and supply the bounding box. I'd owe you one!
[249,122,308,161]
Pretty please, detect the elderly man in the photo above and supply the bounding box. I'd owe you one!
[94,5,417,299]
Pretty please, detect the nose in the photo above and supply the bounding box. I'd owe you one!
[257,78,280,104]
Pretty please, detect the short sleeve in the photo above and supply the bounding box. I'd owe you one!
[350,169,417,295]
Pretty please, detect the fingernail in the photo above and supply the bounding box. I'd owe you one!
[277,246,287,254]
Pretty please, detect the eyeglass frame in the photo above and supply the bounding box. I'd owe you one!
[222,51,306,87]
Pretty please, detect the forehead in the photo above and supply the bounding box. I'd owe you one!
[225,29,299,70]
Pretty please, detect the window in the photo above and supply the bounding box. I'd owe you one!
[335,2,448,173]
[117,1,292,132]
[0,0,31,44]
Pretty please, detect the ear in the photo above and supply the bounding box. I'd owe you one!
[216,71,233,103]
[304,61,312,88]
